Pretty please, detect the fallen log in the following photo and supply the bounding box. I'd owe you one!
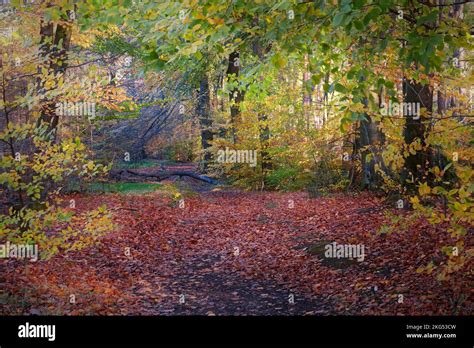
[110,169,218,185]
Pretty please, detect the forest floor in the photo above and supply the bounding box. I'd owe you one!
[1,163,472,315]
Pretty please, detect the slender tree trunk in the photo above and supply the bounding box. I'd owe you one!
[197,74,213,172]
[36,13,73,139]
[323,72,329,123]
[303,55,312,130]
[449,2,464,120]
[258,112,272,171]
[226,51,244,143]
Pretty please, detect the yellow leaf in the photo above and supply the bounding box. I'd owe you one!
[418,182,431,196]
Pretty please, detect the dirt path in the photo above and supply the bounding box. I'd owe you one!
[2,188,471,316]
[146,191,337,315]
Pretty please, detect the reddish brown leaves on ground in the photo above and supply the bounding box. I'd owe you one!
[2,190,472,315]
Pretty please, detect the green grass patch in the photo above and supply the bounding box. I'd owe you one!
[114,159,160,170]
[88,182,162,194]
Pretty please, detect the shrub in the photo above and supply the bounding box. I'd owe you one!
[0,123,113,260]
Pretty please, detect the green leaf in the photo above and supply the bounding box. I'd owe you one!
[354,20,364,30]
[334,83,348,93]
[271,52,287,69]
[333,12,345,27]
[363,7,381,25]
[417,10,439,25]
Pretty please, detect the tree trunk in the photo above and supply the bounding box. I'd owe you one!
[303,55,312,130]
[197,74,213,172]
[323,72,329,123]
[354,88,386,190]
[36,12,73,139]
[226,51,244,143]
[356,114,385,189]
[401,78,433,192]
[258,112,272,172]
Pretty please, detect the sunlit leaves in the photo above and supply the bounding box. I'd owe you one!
[0,124,111,260]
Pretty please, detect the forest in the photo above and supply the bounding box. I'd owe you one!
[0,0,473,317]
